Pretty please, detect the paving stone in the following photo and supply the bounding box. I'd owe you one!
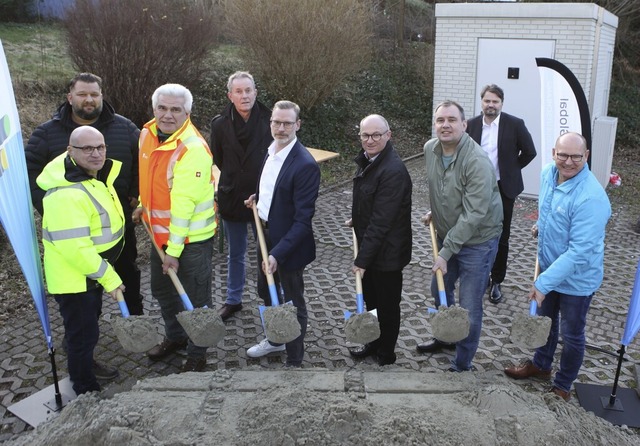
[1,156,640,442]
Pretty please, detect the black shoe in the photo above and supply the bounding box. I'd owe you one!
[92,360,119,381]
[377,353,397,366]
[416,339,456,353]
[219,303,243,321]
[489,282,503,304]
[147,338,188,361]
[181,356,206,373]
[349,343,377,358]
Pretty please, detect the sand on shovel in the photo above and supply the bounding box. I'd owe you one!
[263,305,301,344]
[510,313,552,349]
[111,316,162,353]
[345,312,381,344]
[176,307,226,347]
[431,306,470,343]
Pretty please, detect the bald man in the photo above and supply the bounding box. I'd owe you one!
[37,126,125,394]
[347,114,412,366]
[504,132,611,402]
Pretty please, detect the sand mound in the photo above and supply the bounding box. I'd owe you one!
[6,369,638,446]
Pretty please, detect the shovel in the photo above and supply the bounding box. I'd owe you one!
[344,228,380,344]
[141,219,225,347]
[428,220,470,343]
[251,202,301,344]
[510,257,552,349]
[110,289,161,353]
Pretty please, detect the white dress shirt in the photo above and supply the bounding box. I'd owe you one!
[481,113,501,181]
[257,138,297,221]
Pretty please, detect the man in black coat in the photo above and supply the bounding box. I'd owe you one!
[348,114,412,366]
[25,73,142,324]
[466,84,536,304]
[209,71,272,321]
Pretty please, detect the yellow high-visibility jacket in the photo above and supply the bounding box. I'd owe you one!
[37,153,124,294]
[139,117,216,258]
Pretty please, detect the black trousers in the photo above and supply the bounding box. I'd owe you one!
[491,182,515,284]
[362,269,402,362]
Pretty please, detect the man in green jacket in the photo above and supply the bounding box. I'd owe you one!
[416,101,503,372]
[38,126,125,394]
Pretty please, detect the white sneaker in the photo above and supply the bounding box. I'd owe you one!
[247,339,286,358]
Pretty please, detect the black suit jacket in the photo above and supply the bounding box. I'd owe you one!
[466,112,536,199]
[257,140,320,271]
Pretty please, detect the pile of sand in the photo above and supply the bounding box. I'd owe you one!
[7,369,638,446]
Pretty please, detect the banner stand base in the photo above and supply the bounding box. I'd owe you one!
[575,383,640,427]
[8,376,76,428]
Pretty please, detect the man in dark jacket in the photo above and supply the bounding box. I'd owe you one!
[466,84,536,304]
[348,114,412,366]
[210,71,272,321]
[25,72,143,320]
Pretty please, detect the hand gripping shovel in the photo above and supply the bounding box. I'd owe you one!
[344,228,380,344]
[428,220,470,343]
[510,257,552,349]
[251,202,300,344]
[110,289,161,353]
[142,220,225,347]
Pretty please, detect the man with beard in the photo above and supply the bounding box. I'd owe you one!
[466,84,536,304]
[26,73,142,355]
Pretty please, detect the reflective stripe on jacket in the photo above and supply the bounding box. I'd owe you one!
[37,153,125,294]
[139,117,215,257]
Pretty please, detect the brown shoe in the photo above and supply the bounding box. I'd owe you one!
[219,303,243,321]
[181,356,206,373]
[147,338,188,361]
[504,359,551,380]
[550,386,571,401]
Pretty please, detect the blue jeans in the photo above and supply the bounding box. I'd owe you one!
[55,287,102,394]
[431,236,498,371]
[533,291,593,392]
[223,218,257,305]
[150,237,214,359]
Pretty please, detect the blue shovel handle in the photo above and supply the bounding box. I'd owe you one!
[115,289,130,318]
[529,300,538,316]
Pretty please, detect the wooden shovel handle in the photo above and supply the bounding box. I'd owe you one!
[251,203,276,288]
[351,228,363,295]
[429,220,446,293]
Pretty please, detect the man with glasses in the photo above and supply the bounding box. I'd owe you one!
[504,132,611,401]
[466,84,536,304]
[134,84,216,373]
[25,72,140,381]
[244,101,320,367]
[37,126,125,394]
[416,101,502,373]
[209,71,272,321]
[347,114,412,366]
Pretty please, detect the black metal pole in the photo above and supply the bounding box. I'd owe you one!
[608,345,626,407]
[48,346,62,408]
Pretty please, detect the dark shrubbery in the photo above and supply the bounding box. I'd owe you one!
[63,0,220,127]
[0,0,34,22]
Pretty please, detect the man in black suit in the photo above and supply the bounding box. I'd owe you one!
[244,100,321,367]
[466,84,536,304]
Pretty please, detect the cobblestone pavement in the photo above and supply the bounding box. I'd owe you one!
[2,155,640,441]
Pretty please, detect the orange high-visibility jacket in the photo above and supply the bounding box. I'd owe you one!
[139,117,216,258]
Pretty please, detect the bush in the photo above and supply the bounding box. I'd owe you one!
[224,0,372,110]
[63,0,220,127]
[0,0,34,22]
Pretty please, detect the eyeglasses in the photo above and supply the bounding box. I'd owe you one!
[359,131,388,142]
[72,144,107,154]
[555,152,584,162]
[270,120,296,130]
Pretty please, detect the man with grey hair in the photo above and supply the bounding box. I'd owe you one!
[416,100,502,373]
[134,83,216,373]
[210,71,273,321]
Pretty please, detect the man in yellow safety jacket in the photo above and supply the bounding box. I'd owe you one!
[37,125,125,395]
[133,83,216,373]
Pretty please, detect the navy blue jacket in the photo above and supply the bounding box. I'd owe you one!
[257,140,320,271]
